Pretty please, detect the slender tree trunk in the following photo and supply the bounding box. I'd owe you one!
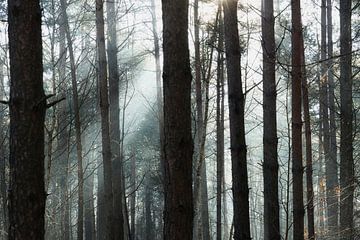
[130,152,136,240]
[8,0,46,238]
[145,179,153,240]
[223,0,251,239]
[301,36,315,240]
[162,0,193,238]
[84,141,95,240]
[96,0,115,239]
[106,0,125,238]
[317,46,326,239]
[59,1,85,239]
[0,63,7,236]
[339,1,353,239]
[327,0,339,236]
[57,10,71,239]
[216,5,224,240]
[261,1,280,239]
[192,0,206,237]
[97,155,105,240]
[291,1,304,239]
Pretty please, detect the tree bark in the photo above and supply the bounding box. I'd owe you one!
[0,62,7,236]
[96,0,114,239]
[291,1,304,239]
[223,0,251,239]
[301,35,315,240]
[193,0,204,237]
[8,0,47,238]
[106,0,125,238]
[130,152,136,240]
[327,0,339,236]
[162,0,193,238]
[216,4,224,240]
[339,1,353,239]
[261,0,280,239]
[57,9,70,240]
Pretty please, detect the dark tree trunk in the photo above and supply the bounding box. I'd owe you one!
[327,0,339,236]
[261,1,280,239]
[8,0,46,239]
[291,1,304,239]
[216,4,224,240]
[301,36,315,240]
[162,0,193,239]
[96,0,114,239]
[106,0,125,239]
[130,152,136,240]
[339,1,353,239]
[223,0,251,239]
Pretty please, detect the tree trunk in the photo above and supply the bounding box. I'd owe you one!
[84,138,96,240]
[96,0,115,239]
[130,152,136,240]
[291,1,304,239]
[216,4,224,240]
[327,0,339,236]
[261,1,280,239]
[223,0,251,239]
[106,0,125,239]
[8,0,46,238]
[0,62,7,236]
[162,0,193,238]
[57,12,71,238]
[301,35,315,240]
[59,1,85,239]
[145,179,153,240]
[193,0,204,236]
[339,1,353,239]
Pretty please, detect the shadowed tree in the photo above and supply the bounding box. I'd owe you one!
[162,0,193,239]
[261,0,280,239]
[223,0,251,239]
[8,0,47,239]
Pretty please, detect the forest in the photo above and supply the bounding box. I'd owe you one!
[0,0,359,239]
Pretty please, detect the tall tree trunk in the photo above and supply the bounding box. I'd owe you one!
[96,0,115,239]
[193,0,205,237]
[130,152,136,240]
[216,4,224,240]
[261,1,280,239]
[106,0,125,239]
[301,36,315,240]
[59,1,85,239]
[58,11,71,239]
[223,0,251,239]
[339,1,353,239]
[0,62,7,236]
[8,0,46,238]
[97,155,105,240]
[327,0,339,236]
[84,138,96,240]
[291,1,304,239]
[162,0,193,238]
[145,178,153,240]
